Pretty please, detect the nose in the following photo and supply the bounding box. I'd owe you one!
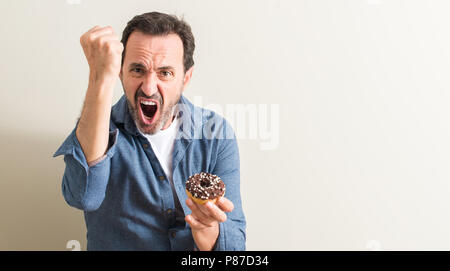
[141,71,159,97]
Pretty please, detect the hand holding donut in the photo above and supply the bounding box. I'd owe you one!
[184,173,234,251]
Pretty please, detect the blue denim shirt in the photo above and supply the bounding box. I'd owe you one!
[53,95,246,250]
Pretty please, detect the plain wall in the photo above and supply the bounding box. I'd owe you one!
[2,0,450,250]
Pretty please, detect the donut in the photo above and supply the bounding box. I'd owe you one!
[185,172,226,205]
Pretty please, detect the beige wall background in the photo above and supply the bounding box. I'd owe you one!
[2,0,450,250]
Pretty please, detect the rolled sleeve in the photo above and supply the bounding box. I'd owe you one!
[54,127,119,211]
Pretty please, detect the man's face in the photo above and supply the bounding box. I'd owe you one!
[120,31,193,134]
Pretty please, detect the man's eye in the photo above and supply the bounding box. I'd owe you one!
[131,68,144,74]
[160,71,173,77]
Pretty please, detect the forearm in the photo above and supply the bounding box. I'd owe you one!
[76,76,115,163]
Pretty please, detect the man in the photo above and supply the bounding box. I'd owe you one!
[54,12,246,250]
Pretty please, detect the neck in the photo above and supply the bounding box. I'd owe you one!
[161,114,176,131]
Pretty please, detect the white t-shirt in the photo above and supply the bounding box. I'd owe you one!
[141,116,180,181]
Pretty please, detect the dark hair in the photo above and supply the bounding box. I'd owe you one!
[121,12,195,72]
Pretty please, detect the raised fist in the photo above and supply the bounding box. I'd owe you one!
[80,26,124,84]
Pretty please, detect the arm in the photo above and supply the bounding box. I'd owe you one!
[77,25,123,163]
[185,125,246,251]
[53,26,123,211]
[209,136,246,251]
[56,127,119,211]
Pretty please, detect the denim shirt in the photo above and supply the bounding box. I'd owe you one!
[53,95,246,251]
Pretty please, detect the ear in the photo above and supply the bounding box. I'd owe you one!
[181,66,194,92]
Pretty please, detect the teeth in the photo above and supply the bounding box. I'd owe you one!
[140,100,156,106]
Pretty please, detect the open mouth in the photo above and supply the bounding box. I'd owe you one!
[138,98,160,125]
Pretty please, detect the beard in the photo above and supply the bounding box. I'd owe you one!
[126,88,181,135]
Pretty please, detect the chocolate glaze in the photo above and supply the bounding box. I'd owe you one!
[186,172,225,200]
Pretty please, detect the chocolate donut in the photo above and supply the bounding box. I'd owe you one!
[185,172,226,204]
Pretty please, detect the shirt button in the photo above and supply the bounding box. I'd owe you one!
[159,176,165,181]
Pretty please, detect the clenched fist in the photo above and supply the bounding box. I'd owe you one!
[80,26,124,85]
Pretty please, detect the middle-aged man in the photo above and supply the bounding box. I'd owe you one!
[54,11,246,250]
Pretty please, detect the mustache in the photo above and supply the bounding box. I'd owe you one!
[135,88,163,105]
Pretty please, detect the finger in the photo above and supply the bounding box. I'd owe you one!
[90,26,115,40]
[203,201,227,223]
[81,27,115,49]
[94,33,120,46]
[83,25,101,37]
[216,197,234,213]
[192,199,228,223]
[81,26,100,45]
[91,25,114,35]
[185,214,207,230]
[97,33,120,41]
[186,199,216,226]
[82,26,109,42]
[93,35,122,53]
[88,25,102,32]
[192,199,216,218]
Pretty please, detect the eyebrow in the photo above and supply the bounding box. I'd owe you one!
[157,66,175,71]
[128,62,175,71]
[129,62,146,70]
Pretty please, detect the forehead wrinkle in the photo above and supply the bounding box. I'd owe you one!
[125,32,184,70]
[127,45,175,69]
